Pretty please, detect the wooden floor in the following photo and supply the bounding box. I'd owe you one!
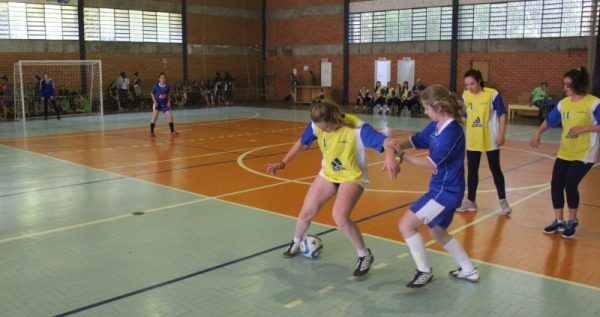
[2,112,599,288]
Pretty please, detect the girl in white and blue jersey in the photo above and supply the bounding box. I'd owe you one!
[394,85,479,288]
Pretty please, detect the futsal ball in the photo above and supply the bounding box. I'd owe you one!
[300,235,323,259]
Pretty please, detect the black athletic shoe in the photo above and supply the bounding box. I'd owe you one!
[353,249,374,276]
[283,241,299,258]
[406,269,433,288]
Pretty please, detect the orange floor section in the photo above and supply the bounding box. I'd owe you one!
[2,118,599,287]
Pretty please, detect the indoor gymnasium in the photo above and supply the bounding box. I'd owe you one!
[0,0,599,316]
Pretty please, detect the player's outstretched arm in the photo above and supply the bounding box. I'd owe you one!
[265,138,304,176]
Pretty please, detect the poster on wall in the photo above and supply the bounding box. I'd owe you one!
[374,59,391,86]
[321,60,332,87]
[398,59,415,88]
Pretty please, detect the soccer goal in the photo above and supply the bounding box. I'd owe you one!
[13,60,103,121]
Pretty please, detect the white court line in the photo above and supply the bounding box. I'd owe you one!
[318,285,335,294]
[373,263,388,269]
[284,299,303,309]
[0,144,598,292]
[396,253,409,259]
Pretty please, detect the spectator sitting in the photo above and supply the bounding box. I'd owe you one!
[355,85,371,113]
[411,78,426,116]
[532,81,557,120]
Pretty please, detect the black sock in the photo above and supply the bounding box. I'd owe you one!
[169,122,174,133]
[150,122,155,133]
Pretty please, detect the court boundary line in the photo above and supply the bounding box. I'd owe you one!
[1,143,598,293]
[0,109,261,142]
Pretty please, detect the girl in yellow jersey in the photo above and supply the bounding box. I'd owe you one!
[265,100,400,277]
[457,69,512,215]
[530,67,600,238]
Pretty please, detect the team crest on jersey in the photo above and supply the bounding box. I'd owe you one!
[330,158,345,171]
[472,117,482,127]
[566,132,578,139]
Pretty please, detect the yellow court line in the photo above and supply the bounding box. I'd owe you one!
[424,186,551,247]
[236,142,554,194]
[1,143,598,291]
[0,110,261,142]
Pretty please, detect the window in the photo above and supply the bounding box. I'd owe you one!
[412,8,427,41]
[426,7,441,41]
[348,0,596,43]
[0,1,182,43]
[372,11,386,43]
[489,3,507,39]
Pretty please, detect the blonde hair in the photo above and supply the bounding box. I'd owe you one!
[420,85,463,125]
[310,98,354,129]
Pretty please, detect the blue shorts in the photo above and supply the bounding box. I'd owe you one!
[410,191,462,229]
[153,103,169,113]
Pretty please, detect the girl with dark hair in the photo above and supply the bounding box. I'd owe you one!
[40,73,60,120]
[393,85,479,288]
[150,72,178,137]
[530,67,600,238]
[457,69,512,215]
[265,99,400,277]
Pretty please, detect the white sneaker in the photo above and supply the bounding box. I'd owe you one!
[406,269,434,288]
[456,200,477,212]
[499,199,512,215]
[449,267,480,282]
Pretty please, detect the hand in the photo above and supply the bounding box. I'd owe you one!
[529,133,541,148]
[381,153,400,179]
[496,135,505,147]
[568,126,587,136]
[265,162,283,176]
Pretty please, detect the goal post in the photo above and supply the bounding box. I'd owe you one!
[13,60,103,121]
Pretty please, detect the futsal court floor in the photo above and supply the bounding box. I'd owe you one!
[0,106,598,316]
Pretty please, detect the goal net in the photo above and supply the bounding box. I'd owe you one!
[13,60,103,121]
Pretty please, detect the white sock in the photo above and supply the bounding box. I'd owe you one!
[357,248,369,257]
[405,233,431,273]
[443,238,475,272]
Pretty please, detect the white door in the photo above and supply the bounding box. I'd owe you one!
[321,60,332,87]
[374,59,391,87]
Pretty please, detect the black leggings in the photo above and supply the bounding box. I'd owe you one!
[43,97,59,119]
[467,149,506,201]
[551,158,593,209]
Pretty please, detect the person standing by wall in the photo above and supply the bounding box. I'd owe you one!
[117,72,130,111]
[40,72,60,120]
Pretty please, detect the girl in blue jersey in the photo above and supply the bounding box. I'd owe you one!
[530,67,600,239]
[150,73,177,137]
[265,99,400,277]
[394,85,479,288]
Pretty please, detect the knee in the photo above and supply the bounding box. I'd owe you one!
[398,219,416,237]
[298,206,318,222]
[564,177,580,192]
[332,212,350,228]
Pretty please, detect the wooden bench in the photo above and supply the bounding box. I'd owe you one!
[508,104,539,121]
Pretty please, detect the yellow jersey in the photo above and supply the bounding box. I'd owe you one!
[462,87,506,152]
[300,114,387,186]
[547,94,600,163]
